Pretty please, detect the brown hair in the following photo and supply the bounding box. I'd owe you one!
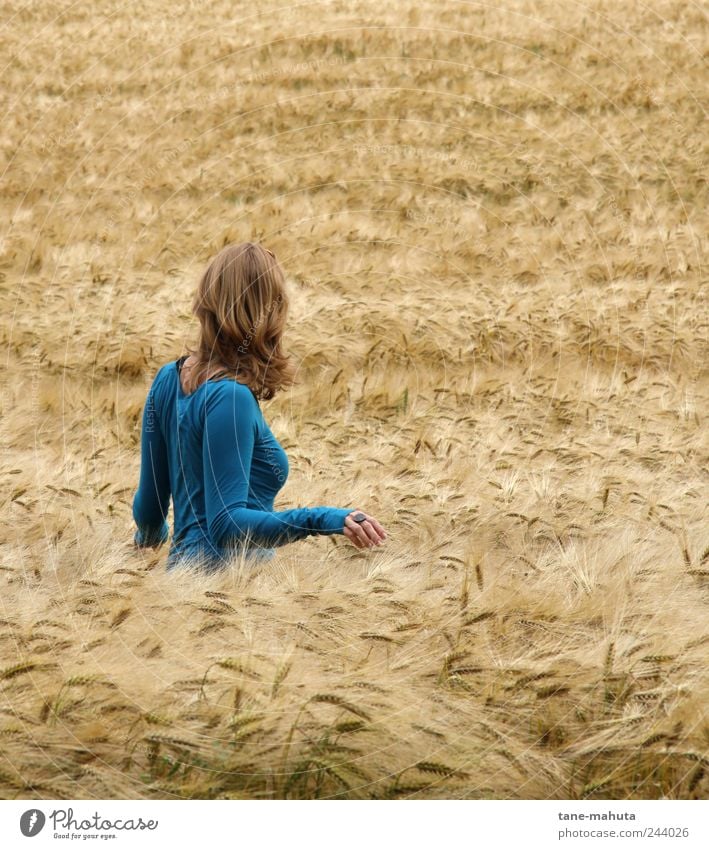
[183,242,296,400]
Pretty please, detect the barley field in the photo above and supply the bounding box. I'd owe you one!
[0,0,707,800]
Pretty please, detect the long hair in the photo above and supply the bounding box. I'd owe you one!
[183,242,296,400]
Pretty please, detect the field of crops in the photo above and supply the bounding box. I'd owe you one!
[0,0,707,799]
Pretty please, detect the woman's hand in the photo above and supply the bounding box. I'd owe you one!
[343,509,387,549]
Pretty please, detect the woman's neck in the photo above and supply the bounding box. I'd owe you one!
[180,355,228,393]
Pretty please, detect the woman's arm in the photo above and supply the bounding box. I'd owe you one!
[132,374,171,547]
[203,382,351,549]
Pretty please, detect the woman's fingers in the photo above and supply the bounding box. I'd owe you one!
[343,526,366,548]
[344,510,387,548]
[367,515,387,540]
[344,515,372,547]
[360,518,382,546]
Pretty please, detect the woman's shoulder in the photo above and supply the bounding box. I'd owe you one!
[202,379,263,436]
[145,361,173,393]
[205,375,261,408]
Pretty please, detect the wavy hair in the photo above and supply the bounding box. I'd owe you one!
[183,242,296,400]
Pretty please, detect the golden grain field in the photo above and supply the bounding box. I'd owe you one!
[0,0,707,800]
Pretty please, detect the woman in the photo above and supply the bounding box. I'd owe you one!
[131,242,387,571]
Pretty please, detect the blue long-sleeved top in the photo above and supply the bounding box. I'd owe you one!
[132,356,352,569]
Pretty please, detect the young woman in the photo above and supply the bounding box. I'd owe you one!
[131,242,387,571]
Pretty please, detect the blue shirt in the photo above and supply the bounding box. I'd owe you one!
[132,356,352,569]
